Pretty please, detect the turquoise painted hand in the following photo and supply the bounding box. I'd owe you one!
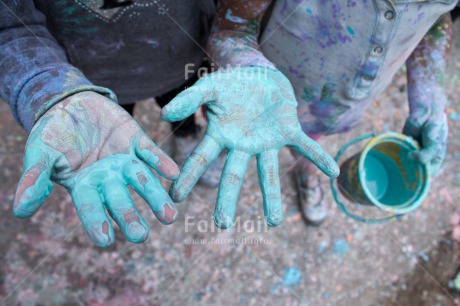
[403,15,450,177]
[162,67,340,228]
[403,104,448,176]
[13,92,180,247]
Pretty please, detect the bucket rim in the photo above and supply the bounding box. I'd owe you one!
[357,132,431,214]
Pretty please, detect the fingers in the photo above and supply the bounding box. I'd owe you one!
[430,140,446,176]
[257,150,283,226]
[289,131,340,178]
[169,135,222,202]
[161,79,213,122]
[214,150,251,229]
[411,119,448,176]
[411,139,437,165]
[403,112,448,176]
[13,145,56,218]
[410,121,446,165]
[71,184,115,247]
[125,162,179,225]
[102,183,150,243]
[135,134,179,180]
[402,118,422,141]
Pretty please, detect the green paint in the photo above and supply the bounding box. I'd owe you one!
[13,92,179,247]
[427,17,449,40]
[363,153,388,200]
[302,86,316,102]
[347,26,355,36]
[162,67,339,229]
[55,0,98,34]
[246,19,260,36]
[320,83,340,103]
[336,132,430,215]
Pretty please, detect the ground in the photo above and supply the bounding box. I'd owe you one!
[0,21,460,306]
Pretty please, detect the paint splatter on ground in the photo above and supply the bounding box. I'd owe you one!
[272,267,302,294]
[0,20,460,306]
[333,239,350,256]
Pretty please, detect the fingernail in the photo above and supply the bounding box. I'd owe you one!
[160,107,170,119]
[266,215,283,227]
[214,216,234,229]
[161,203,178,224]
[128,222,148,242]
[12,204,32,218]
[90,221,113,247]
[332,165,340,178]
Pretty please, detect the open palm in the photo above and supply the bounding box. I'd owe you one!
[13,92,179,246]
[162,67,339,228]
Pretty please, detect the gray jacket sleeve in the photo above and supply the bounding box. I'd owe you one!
[0,0,117,133]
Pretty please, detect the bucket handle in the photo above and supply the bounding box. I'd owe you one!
[330,133,405,224]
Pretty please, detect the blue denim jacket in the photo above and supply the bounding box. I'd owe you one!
[261,0,458,135]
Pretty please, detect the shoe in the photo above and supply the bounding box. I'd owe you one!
[173,134,223,188]
[294,167,327,226]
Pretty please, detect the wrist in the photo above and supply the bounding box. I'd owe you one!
[408,99,447,120]
[207,30,275,69]
[11,64,117,134]
[408,84,447,109]
[32,91,118,133]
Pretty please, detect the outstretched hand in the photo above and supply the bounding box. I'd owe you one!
[162,67,339,228]
[403,97,448,176]
[13,92,180,247]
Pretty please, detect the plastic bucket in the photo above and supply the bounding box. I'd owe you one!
[331,132,430,223]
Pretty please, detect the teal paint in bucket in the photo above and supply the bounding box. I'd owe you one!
[331,132,430,223]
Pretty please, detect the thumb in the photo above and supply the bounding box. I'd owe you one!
[402,117,422,141]
[409,121,442,165]
[13,144,56,218]
[161,78,213,122]
[135,134,180,180]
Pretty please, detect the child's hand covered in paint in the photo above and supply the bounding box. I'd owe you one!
[403,93,448,176]
[13,92,180,247]
[161,67,339,228]
[403,14,452,176]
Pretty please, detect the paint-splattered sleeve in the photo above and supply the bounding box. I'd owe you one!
[207,0,275,68]
[406,13,452,114]
[0,0,117,133]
